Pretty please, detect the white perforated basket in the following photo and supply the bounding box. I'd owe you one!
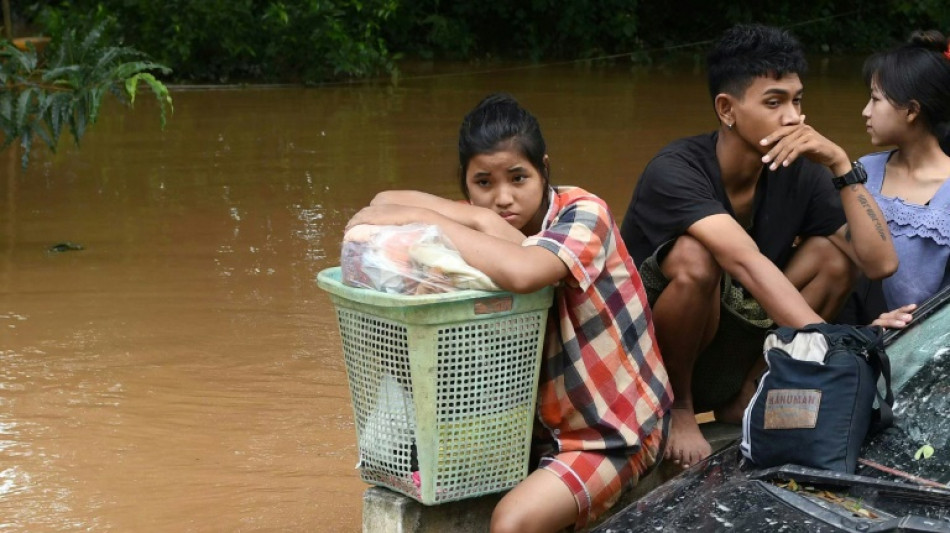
[317,267,552,504]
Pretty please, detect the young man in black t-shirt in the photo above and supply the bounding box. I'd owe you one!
[619,24,898,470]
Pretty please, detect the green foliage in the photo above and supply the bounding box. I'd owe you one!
[635,0,948,57]
[382,0,641,61]
[14,1,950,82]
[32,0,398,83]
[384,0,949,63]
[0,22,172,167]
[892,0,950,35]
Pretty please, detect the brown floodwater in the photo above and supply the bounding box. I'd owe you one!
[0,56,876,532]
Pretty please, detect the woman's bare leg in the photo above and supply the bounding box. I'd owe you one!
[491,469,577,533]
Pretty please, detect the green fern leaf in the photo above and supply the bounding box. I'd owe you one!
[59,100,73,145]
[124,74,139,106]
[0,109,14,139]
[0,93,15,149]
[114,60,171,80]
[70,98,87,145]
[47,92,71,145]
[91,47,125,77]
[137,73,173,128]
[15,45,37,72]
[0,90,12,123]
[34,91,50,124]
[79,25,105,57]
[42,65,83,83]
[15,88,35,129]
[19,127,33,168]
[4,46,31,74]
[87,87,104,126]
[34,120,56,153]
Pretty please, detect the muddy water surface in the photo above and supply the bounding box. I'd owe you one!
[0,57,873,532]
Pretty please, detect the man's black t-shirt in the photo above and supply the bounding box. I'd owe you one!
[620,132,846,271]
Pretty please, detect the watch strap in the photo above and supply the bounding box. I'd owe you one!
[833,162,868,191]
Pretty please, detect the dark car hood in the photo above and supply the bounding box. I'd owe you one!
[597,445,950,532]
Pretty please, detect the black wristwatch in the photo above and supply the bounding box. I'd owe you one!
[832,161,868,191]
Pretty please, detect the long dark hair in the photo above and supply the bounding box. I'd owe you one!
[863,30,950,154]
[457,93,549,200]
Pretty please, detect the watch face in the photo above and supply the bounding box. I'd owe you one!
[853,161,868,182]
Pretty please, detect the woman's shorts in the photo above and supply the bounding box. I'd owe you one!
[639,240,771,412]
[536,415,668,530]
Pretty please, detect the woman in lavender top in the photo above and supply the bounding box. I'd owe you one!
[857,30,950,329]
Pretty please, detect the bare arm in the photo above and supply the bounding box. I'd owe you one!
[826,182,898,279]
[346,203,568,293]
[369,190,525,243]
[689,214,823,328]
[760,117,898,279]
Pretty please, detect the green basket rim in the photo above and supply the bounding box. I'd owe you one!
[317,266,552,307]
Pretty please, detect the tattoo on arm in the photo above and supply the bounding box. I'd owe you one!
[856,194,888,241]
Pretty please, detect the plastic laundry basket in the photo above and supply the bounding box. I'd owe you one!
[317,267,552,505]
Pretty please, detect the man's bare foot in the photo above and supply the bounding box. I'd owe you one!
[665,407,712,469]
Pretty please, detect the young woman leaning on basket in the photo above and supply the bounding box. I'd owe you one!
[346,93,673,533]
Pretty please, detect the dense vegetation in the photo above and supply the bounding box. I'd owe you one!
[6,0,950,84]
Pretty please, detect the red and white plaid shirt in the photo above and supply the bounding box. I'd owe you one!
[523,186,672,453]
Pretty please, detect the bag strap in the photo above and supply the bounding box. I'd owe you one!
[804,323,896,434]
[863,327,895,435]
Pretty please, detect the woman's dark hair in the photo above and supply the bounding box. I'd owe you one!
[863,30,950,153]
[707,24,808,104]
[457,93,548,199]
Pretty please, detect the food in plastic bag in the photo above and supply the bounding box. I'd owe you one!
[341,224,501,294]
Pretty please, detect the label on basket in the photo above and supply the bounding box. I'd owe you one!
[474,296,513,314]
[764,388,821,429]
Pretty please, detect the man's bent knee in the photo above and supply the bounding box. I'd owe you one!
[788,236,856,319]
[660,235,722,291]
[792,236,856,287]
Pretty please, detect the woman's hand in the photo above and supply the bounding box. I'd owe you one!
[871,303,917,329]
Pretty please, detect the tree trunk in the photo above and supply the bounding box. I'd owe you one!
[2,0,12,41]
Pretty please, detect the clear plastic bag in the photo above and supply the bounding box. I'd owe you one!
[341,224,501,294]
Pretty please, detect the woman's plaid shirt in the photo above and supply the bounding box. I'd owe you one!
[523,186,673,453]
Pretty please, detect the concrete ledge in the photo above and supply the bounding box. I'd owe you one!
[363,487,503,533]
[362,422,741,533]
